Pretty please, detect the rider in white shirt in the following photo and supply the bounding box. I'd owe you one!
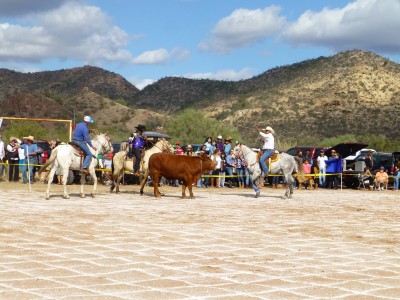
[257,126,275,176]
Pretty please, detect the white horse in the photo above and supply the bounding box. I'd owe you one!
[234,144,305,198]
[110,138,175,193]
[39,133,113,200]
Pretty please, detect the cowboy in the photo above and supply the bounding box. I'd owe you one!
[223,136,233,156]
[128,124,147,176]
[20,135,39,183]
[216,135,224,152]
[256,126,275,176]
[72,116,97,173]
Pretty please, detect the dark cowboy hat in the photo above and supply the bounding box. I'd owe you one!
[135,124,146,131]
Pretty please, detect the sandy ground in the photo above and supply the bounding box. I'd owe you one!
[0,181,399,299]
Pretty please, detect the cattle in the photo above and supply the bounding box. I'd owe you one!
[140,153,216,199]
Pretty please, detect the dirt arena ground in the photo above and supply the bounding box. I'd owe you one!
[0,181,399,299]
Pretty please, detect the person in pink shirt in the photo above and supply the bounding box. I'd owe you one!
[302,159,312,189]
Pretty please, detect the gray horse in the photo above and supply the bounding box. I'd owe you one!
[234,144,305,198]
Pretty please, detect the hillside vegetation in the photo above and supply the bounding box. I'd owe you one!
[0,50,399,149]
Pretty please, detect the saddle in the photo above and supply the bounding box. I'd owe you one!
[69,142,87,171]
[257,150,279,168]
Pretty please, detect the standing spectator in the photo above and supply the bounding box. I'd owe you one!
[303,150,313,168]
[18,139,27,183]
[196,145,207,188]
[20,135,38,183]
[365,151,374,170]
[293,150,303,189]
[204,137,212,155]
[393,166,399,191]
[185,145,195,156]
[325,150,342,189]
[317,150,328,188]
[219,152,227,187]
[0,134,5,180]
[174,142,184,155]
[302,159,312,189]
[210,148,222,188]
[102,153,113,185]
[209,140,217,157]
[216,135,224,153]
[6,137,20,182]
[224,136,233,156]
[235,149,246,188]
[226,149,236,188]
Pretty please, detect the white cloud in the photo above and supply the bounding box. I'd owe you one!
[132,48,190,65]
[0,0,69,17]
[283,0,400,53]
[129,77,157,90]
[185,67,257,81]
[199,6,286,54]
[0,1,133,63]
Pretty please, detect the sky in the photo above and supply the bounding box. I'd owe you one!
[1,0,400,90]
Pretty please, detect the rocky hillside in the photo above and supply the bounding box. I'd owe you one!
[0,65,139,102]
[1,50,399,143]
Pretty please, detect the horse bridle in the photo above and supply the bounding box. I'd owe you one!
[93,135,112,154]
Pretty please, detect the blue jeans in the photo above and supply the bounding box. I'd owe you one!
[244,168,250,187]
[73,140,93,168]
[260,149,274,174]
[20,159,27,182]
[319,167,326,187]
[237,167,245,186]
[226,167,234,186]
[394,173,400,190]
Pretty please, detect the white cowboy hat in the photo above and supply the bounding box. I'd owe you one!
[84,116,94,123]
[217,135,223,139]
[23,135,34,141]
[263,126,275,134]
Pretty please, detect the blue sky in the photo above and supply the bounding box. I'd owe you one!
[1,0,400,89]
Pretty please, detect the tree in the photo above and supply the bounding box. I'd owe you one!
[165,109,241,144]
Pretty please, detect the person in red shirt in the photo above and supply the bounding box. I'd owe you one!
[175,141,184,155]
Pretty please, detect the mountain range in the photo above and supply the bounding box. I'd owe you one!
[0,50,399,145]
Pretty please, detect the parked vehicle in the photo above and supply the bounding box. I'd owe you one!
[35,140,52,164]
[343,148,376,171]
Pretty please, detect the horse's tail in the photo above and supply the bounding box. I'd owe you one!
[38,147,58,174]
[294,156,306,183]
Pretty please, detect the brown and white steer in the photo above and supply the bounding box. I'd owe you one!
[140,153,215,199]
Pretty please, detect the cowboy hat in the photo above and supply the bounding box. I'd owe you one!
[9,136,17,142]
[225,136,232,141]
[135,124,146,131]
[23,135,34,141]
[217,135,223,139]
[263,126,275,134]
[84,116,94,123]
[186,144,193,150]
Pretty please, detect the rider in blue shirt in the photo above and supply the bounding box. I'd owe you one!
[72,116,97,173]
